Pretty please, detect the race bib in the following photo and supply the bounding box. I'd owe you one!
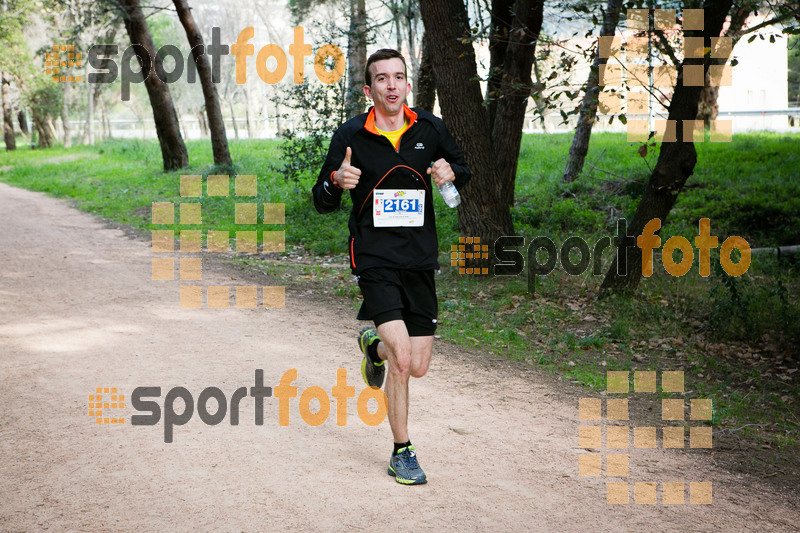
[373,189,425,227]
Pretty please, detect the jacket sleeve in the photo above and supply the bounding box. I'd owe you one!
[312,129,346,214]
[434,120,471,191]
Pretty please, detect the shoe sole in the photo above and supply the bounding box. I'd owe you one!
[358,327,378,356]
[387,465,427,485]
[360,356,371,387]
[359,328,384,388]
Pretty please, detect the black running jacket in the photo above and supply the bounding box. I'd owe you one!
[312,105,471,274]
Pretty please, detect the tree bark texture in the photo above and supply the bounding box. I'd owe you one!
[197,108,208,137]
[696,75,719,127]
[531,57,548,132]
[61,80,71,148]
[121,0,188,170]
[404,1,420,86]
[486,0,514,133]
[420,0,510,243]
[228,98,239,140]
[2,72,16,151]
[244,81,254,139]
[17,110,28,136]
[600,0,735,294]
[562,0,623,182]
[490,0,544,209]
[421,0,544,242]
[101,98,111,139]
[84,28,115,145]
[83,81,94,145]
[173,0,232,166]
[32,110,54,148]
[176,106,188,140]
[48,118,58,144]
[415,30,436,112]
[346,0,367,118]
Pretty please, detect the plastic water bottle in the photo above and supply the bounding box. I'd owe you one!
[438,181,461,208]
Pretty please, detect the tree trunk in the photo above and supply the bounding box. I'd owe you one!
[61,80,72,148]
[697,79,719,128]
[562,0,623,182]
[176,106,188,140]
[415,30,436,112]
[600,0,735,294]
[121,0,188,170]
[32,111,54,148]
[227,98,239,140]
[244,81,254,139]
[696,5,749,126]
[83,81,94,145]
[393,4,402,52]
[491,0,545,209]
[405,1,420,86]
[17,109,28,136]
[48,118,58,144]
[486,0,514,133]
[197,108,208,137]
[85,29,115,144]
[421,0,533,243]
[345,0,367,118]
[101,97,111,139]
[2,72,16,151]
[173,0,231,166]
[531,54,548,132]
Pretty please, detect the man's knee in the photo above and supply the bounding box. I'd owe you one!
[409,346,431,378]
[405,334,433,378]
[387,343,412,378]
[410,362,428,378]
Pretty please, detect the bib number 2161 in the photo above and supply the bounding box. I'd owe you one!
[373,189,425,227]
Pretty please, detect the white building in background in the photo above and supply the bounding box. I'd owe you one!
[717,23,790,132]
[523,14,795,135]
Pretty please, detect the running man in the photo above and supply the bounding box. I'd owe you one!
[312,49,470,485]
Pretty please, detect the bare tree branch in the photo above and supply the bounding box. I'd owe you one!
[653,30,681,68]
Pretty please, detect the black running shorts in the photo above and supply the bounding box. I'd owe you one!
[356,267,438,337]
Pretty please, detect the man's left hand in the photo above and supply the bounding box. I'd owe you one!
[427,158,455,187]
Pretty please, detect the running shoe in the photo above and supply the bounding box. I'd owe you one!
[387,446,427,485]
[359,327,385,388]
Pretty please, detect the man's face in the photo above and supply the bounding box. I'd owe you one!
[364,58,410,116]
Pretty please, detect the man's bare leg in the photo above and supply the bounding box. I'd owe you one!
[374,320,433,443]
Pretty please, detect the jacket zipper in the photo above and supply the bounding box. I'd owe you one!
[374,119,416,153]
[394,118,416,153]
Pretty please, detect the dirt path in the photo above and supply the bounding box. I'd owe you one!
[0,182,797,532]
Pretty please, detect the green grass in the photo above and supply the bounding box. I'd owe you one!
[0,139,354,255]
[514,131,800,247]
[2,132,799,451]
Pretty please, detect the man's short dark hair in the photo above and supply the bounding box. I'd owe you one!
[365,49,407,87]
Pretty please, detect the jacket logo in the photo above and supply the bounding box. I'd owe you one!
[415,142,424,150]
